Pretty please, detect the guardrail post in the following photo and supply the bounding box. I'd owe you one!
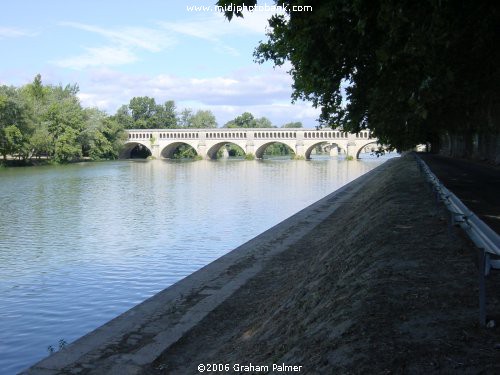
[478,248,487,326]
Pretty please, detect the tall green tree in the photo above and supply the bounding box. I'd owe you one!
[128,96,156,129]
[254,116,273,128]
[224,112,273,128]
[224,112,256,128]
[0,125,24,160]
[119,97,178,129]
[43,94,84,162]
[218,0,500,156]
[113,105,134,129]
[160,100,178,128]
[189,110,218,128]
[179,108,194,128]
[0,87,31,160]
[53,127,81,163]
[30,124,52,159]
[179,108,218,128]
[80,108,125,160]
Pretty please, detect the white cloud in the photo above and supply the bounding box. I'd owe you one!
[0,26,36,39]
[158,10,280,56]
[53,22,175,69]
[158,10,275,41]
[77,65,320,126]
[54,9,278,69]
[83,66,291,106]
[60,22,174,52]
[54,46,138,70]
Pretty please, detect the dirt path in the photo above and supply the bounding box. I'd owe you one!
[145,155,500,374]
[419,153,500,234]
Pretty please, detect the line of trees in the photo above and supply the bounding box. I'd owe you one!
[0,75,305,164]
[113,98,220,130]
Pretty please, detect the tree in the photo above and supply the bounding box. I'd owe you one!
[224,112,256,128]
[53,127,81,163]
[128,96,156,129]
[0,125,24,160]
[282,121,302,128]
[190,110,217,128]
[225,113,273,128]
[161,100,178,128]
[80,108,125,160]
[254,116,273,128]
[179,108,218,128]
[24,74,47,103]
[113,105,134,129]
[43,97,84,162]
[30,124,52,159]
[218,0,500,157]
[119,97,178,129]
[0,88,31,160]
[179,108,194,128]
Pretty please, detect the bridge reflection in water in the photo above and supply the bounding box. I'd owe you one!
[123,128,379,160]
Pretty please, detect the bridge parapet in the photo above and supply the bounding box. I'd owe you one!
[124,128,378,160]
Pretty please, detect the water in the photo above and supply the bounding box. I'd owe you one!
[0,154,395,373]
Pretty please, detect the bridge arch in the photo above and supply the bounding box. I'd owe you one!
[255,141,296,159]
[304,141,346,159]
[160,142,199,159]
[206,142,247,160]
[355,141,379,158]
[120,141,152,159]
[329,142,347,155]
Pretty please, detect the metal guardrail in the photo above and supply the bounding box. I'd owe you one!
[415,154,500,325]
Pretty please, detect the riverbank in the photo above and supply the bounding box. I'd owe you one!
[0,157,111,168]
[25,155,500,374]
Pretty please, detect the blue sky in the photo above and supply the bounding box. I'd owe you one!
[0,0,320,127]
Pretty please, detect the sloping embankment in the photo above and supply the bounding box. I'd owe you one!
[25,156,500,374]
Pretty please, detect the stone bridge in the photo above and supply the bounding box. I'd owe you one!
[122,128,378,160]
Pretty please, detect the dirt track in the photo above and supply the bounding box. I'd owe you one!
[419,153,500,234]
[146,155,500,374]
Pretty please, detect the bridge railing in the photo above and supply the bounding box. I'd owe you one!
[415,154,500,326]
[125,128,375,141]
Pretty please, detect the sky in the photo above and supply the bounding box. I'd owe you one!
[0,0,321,127]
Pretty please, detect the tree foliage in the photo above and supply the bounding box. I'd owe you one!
[282,121,302,128]
[0,85,34,160]
[179,109,218,128]
[217,0,500,155]
[224,112,274,128]
[0,75,126,164]
[116,97,178,129]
